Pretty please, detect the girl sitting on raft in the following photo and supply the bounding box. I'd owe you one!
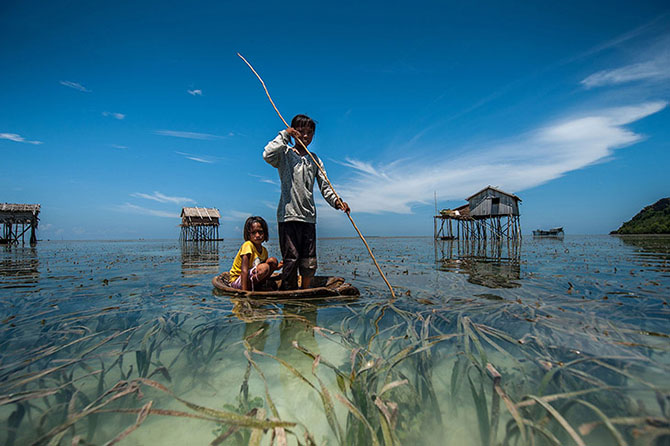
[228,216,282,291]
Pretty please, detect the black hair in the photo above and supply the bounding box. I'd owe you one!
[291,114,316,131]
[243,216,269,242]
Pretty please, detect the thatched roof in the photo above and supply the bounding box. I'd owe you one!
[453,204,471,218]
[1,203,41,214]
[438,204,471,220]
[466,186,521,202]
[180,207,220,219]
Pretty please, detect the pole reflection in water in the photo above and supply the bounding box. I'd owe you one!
[180,241,221,277]
[435,238,521,288]
[278,305,320,418]
[0,246,39,290]
[231,297,341,426]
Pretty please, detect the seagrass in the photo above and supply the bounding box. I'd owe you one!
[2,255,669,445]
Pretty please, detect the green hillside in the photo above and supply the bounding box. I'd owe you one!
[612,198,670,234]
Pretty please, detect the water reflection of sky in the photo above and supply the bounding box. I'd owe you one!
[0,236,669,446]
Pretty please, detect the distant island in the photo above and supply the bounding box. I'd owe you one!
[611,198,670,234]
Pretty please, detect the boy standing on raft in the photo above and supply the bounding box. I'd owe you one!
[263,114,350,290]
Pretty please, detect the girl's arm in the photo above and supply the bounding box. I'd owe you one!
[240,254,251,291]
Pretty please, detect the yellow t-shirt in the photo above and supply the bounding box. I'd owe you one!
[229,241,268,282]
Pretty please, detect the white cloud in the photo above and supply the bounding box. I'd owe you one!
[155,130,224,140]
[115,203,176,218]
[336,157,392,180]
[110,144,128,149]
[220,210,253,222]
[248,173,278,185]
[582,60,670,88]
[336,102,667,214]
[188,89,203,96]
[0,133,43,145]
[262,200,276,210]
[175,151,216,164]
[581,38,670,88]
[60,80,91,92]
[102,111,126,120]
[130,191,195,204]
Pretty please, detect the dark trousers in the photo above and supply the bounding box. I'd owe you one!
[278,221,317,289]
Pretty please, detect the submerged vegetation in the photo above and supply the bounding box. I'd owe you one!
[0,237,669,445]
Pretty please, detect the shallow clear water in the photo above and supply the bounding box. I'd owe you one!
[1,236,669,445]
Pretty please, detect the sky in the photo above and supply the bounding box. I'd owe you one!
[1,0,669,240]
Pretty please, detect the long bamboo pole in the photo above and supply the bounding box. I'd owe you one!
[238,53,396,298]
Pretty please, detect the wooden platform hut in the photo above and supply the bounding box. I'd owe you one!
[434,186,521,241]
[179,207,222,241]
[0,203,41,245]
[434,204,469,240]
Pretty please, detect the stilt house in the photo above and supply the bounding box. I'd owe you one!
[179,207,222,241]
[1,203,41,245]
[467,186,521,218]
[434,186,522,241]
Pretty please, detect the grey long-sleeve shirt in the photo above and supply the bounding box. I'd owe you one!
[263,130,340,224]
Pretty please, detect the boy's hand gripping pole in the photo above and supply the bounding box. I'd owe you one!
[238,53,396,299]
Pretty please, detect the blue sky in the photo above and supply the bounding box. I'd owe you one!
[1,0,669,239]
